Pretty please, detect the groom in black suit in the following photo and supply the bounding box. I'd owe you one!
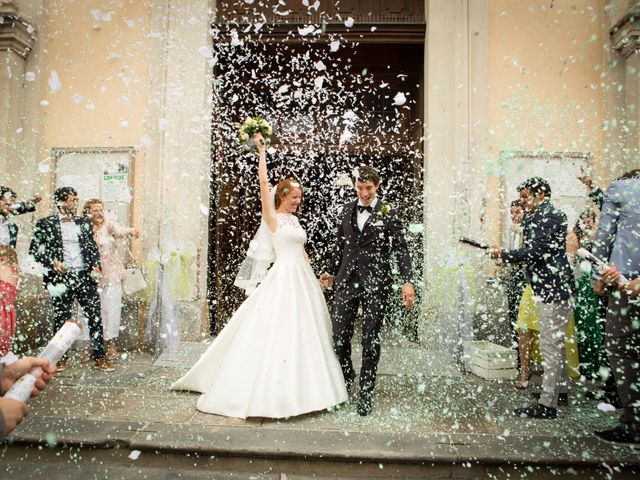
[321,166,414,416]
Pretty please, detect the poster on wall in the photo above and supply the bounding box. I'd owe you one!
[102,173,131,203]
[55,148,134,225]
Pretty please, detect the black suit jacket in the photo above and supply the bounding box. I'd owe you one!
[327,200,412,291]
[3,200,36,249]
[29,214,101,285]
[501,200,574,303]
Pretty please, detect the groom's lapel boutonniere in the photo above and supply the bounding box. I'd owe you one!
[376,203,392,217]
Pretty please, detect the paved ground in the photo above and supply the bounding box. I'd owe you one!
[2,343,639,479]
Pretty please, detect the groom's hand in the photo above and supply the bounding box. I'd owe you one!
[319,272,334,289]
[402,283,415,309]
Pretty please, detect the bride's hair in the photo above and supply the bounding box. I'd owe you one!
[275,177,303,213]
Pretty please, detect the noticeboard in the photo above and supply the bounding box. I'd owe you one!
[52,147,135,227]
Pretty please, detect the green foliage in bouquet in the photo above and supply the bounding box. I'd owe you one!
[237,116,272,145]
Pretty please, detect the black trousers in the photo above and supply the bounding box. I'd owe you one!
[48,270,106,360]
[332,275,388,402]
[604,290,640,436]
[504,268,526,350]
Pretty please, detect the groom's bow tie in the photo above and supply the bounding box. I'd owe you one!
[357,205,373,213]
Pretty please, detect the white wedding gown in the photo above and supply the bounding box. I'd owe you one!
[171,213,347,418]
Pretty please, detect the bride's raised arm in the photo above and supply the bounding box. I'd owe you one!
[255,133,277,232]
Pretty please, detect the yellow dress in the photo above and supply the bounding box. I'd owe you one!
[516,285,580,378]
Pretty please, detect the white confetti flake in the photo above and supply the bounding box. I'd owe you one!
[329,40,340,52]
[139,135,153,148]
[276,84,289,95]
[342,110,358,121]
[392,92,407,106]
[339,128,353,144]
[198,46,212,59]
[25,71,36,82]
[344,17,355,28]
[314,60,326,71]
[298,25,315,36]
[313,76,325,90]
[47,283,68,297]
[128,450,141,460]
[597,402,616,412]
[72,93,83,104]
[230,31,243,47]
[38,162,50,173]
[40,100,49,107]
[91,9,113,29]
[48,70,62,93]
[120,120,129,128]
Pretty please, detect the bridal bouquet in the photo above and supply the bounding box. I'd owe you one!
[237,116,272,148]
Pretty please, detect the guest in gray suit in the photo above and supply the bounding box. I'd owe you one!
[593,169,640,446]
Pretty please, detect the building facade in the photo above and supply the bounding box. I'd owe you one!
[1,0,638,348]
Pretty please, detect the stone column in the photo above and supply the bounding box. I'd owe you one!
[0,1,36,184]
[141,0,214,341]
[423,0,489,351]
[609,3,640,175]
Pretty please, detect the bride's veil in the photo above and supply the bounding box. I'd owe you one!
[233,187,277,295]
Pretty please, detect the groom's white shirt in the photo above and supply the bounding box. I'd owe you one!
[356,198,379,232]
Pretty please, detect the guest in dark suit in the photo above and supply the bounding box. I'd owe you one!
[320,166,414,416]
[593,169,640,445]
[28,187,115,372]
[492,177,574,419]
[0,186,41,249]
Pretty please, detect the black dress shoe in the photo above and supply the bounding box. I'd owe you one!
[595,426,640,446]
[514,403,557,419]
[531,391,568,405]
[357,398,372,416]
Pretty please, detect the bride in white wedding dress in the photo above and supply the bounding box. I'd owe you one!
[171,133,347,419]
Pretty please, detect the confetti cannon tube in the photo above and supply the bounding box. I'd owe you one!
[4,322,81,403]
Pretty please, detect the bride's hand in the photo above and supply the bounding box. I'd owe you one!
[253,133,265,152]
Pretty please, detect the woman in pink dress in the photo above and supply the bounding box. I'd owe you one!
[81,199,139,360]
[0,246,19,359]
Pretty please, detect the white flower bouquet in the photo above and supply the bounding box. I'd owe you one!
[237,116,272,148]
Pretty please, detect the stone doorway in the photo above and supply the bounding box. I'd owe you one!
[207,32,425,336]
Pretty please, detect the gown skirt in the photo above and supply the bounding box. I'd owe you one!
[171,258,348,419]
